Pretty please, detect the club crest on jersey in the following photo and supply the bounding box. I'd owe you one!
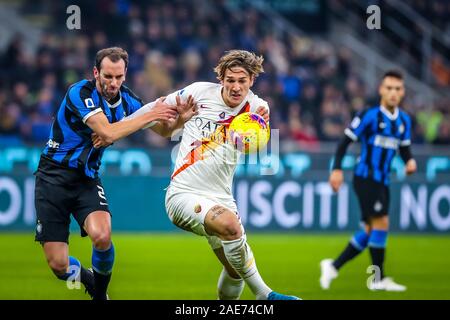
[36,220,43,234]
[379,122,386,129]
[374,201,383,212]
[399,124,405,134]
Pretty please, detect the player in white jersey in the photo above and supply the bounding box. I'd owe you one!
[121,50,300,300]
[168,80,264,197]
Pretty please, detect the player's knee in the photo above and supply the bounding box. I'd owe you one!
[371,215,389,230]
[381,216,389,228]
[91,230,111,250]
[48,257,68,276]
[218,219,242,240]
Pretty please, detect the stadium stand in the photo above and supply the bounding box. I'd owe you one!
[0,0,449,147]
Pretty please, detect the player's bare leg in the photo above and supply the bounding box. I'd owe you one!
[42,242,95,297]
[43,242,69,277]
[84,210,114,300]
[204,205,299,300]
[213,247,245,300]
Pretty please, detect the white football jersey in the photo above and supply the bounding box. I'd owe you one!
[165,82,269,199]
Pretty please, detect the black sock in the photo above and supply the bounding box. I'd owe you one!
[369,247,385,279]
[332,242,362,270]
[80,266,95,290]
[93,270,112,300]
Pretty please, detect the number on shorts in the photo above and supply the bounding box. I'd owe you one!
[97,185,107,201]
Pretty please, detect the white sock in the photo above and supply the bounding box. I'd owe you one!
[221,237,272,300]
[217,268,245,300]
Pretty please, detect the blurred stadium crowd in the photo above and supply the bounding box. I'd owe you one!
[0,0,449,149]
[405,0,450,32]
[332,0,450,88]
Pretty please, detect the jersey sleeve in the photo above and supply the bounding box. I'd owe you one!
[165,82,202,105]
[344,110,372,141]
[67,84,102,123]
[165,89,183,106]
[123,87,144,114]
[249,95,270,114]
[399,113,412,146]
[121,83,191,129]
[119,99,157,129]
[121,86,181,129]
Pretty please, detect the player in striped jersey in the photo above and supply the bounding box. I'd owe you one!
[34,47,195,300]
[320,70,417,291]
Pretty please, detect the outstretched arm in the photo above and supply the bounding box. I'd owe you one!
[90,98,178,148]
[150,95,198,138]
[117,94,198,138]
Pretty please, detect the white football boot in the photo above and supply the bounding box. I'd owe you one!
[369,277,407,292]
[320,259,338,290]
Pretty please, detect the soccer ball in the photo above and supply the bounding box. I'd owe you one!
[228,112,270,154]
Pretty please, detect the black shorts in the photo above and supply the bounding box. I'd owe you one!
[34,176,111,244]
[353,175,390,223]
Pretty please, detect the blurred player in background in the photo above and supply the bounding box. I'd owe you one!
[320,70,417,291]
[34,47,195,300]
[125,50,300,300]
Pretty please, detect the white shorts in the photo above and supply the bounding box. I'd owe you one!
[165,186,243,250]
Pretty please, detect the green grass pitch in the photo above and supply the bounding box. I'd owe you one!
[0,233,449,300]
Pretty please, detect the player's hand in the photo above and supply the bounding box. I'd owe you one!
[176,94,198,123]
[91,133,111,149]
[329,169,344,192]
[149,97,179,123]
[256,106,269,123]
[405,159,417,175]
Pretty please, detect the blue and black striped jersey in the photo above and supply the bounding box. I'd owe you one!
[345,105,412,186]
[37,79,143,182]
